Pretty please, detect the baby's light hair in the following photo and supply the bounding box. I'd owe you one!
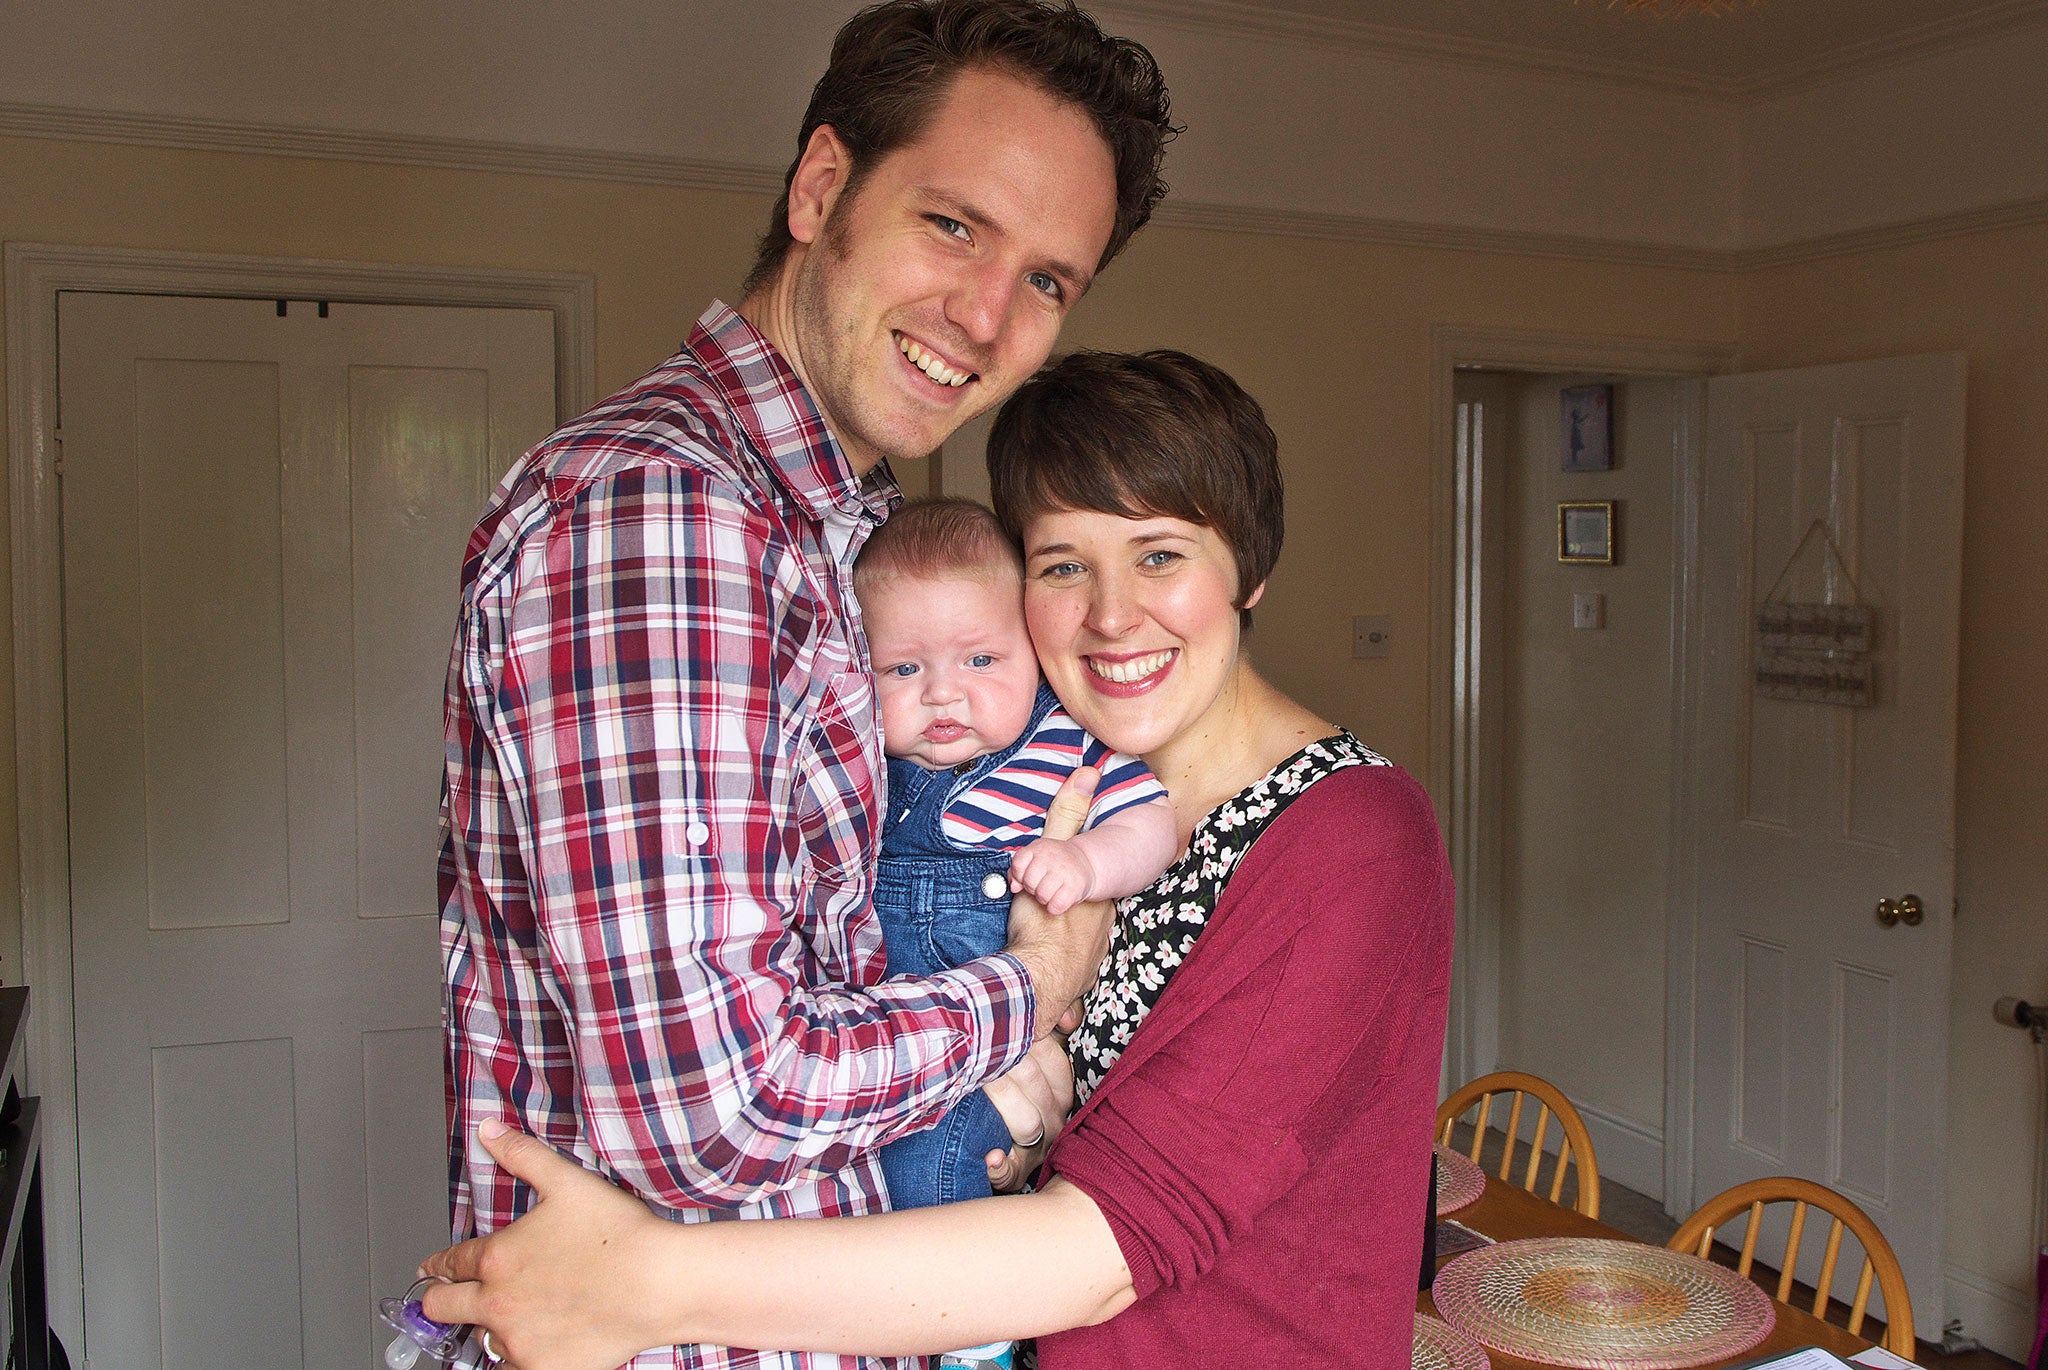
[855,497,1023,597]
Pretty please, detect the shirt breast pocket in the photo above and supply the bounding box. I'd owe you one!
[789,660,878,891]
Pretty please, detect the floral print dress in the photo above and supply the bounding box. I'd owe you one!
[1067,731,1390,1103]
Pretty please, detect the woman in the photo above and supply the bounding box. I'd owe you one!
[421,350,1454,1369]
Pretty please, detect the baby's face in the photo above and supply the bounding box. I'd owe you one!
[863,571,1040,769]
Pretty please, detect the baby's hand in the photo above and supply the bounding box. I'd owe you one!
[1008,837,1097,917]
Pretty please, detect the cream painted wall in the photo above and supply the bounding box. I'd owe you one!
[1495,374,1677,1163]
[0,134,1735,986]
[1740,14,2048,245]
[1737,218,2048,1358]
[9,126,2044,1356]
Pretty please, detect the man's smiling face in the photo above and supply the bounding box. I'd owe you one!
[778,66,1119,474]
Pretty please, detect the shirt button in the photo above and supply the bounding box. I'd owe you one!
[685,822,710,847]
[981,872,1008,900]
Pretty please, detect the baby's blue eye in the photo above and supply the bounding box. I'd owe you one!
[887,663,918,678]
[967,653,996,669]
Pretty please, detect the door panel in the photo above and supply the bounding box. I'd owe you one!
[58,292,553,1368]
[1693,353,1963,1341]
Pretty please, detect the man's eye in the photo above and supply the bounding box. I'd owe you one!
[930,215,970,241]
[1026,271,1063,301]
[967,653,996,669]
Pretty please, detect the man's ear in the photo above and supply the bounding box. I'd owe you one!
[787,124,854,247]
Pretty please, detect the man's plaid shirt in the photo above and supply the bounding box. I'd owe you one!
[440,303,1037,1369]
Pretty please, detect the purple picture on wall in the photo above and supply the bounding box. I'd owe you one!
[1561,383,1614,472]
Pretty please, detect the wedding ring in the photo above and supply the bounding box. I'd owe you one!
[481,1329,506,1365]
[1015,1129,1046,1149]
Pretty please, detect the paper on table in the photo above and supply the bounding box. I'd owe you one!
[1846,1349,1921,1369]
[1731,1349,1856,1370]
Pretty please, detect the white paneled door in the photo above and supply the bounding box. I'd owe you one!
[1691,354,1964,1343]
[57,292,554,1369]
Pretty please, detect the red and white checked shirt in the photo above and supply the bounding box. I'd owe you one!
[440,303,1037,1370]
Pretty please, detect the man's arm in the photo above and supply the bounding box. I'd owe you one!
[485,464,1043,1209]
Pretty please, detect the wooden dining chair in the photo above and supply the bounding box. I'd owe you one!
[1668,1176,1916,1358]
[1436,1070,1601,1218]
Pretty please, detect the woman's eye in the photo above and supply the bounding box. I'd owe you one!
[1140,550,1181,569]
[967,653,996,669]
[930,215,970,241]
[1037,561,1083,581]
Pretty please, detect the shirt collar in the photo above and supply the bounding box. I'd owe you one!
[683,301,899,526]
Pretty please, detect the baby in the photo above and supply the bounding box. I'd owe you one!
[854,498,1178,1370]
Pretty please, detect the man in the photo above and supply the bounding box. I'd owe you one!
[438,2,1175,1366]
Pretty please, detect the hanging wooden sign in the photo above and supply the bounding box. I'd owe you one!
[1754,520,1877,708]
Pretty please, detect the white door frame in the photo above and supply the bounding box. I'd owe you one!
[1428,326,1734,1208]
[3,241,595,1357]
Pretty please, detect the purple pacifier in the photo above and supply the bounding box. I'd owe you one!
[378,1278,468,1369]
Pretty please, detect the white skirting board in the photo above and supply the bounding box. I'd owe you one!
[1943,1262,2036,1362]
[1576,1100,1666,1206]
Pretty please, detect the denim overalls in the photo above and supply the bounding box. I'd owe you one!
[873,685,1067,1210]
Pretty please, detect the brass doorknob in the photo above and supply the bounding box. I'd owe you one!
[1875,895,1924,928]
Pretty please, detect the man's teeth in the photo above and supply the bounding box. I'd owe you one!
[899,337,971,388]
[1092,650,1175,684]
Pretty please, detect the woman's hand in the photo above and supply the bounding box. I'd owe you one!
[420,1122,673,1370]
[983,1033,1075,1191]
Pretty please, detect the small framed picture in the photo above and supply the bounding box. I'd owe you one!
[1560,384,1614,472]
[1559,501,1616,564]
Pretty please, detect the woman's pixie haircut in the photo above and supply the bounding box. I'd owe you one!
[985,349,1283,618]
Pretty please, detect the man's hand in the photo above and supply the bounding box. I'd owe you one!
[982,1033,1076,1191]
[1003,769,1114,1039]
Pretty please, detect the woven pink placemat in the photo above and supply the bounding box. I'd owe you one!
[1415,1312,1492,1370]
[1436,1144,1487,1215]
[1431,1237,1775,1370]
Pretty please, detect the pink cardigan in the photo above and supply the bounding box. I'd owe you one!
[1039,762,1454,1368]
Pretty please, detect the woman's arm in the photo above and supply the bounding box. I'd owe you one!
[420,1122,1137,1370]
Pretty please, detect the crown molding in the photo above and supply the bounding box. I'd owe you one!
[1098,0,1737,97]
[5,101,2043,273]
[1740,194,2048,269]
[1103,0,2048,103]
[1740,0,2048,96]
[0,101,784,197]
[1152,199,1739,272]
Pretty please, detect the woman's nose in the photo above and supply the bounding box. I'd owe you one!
[1085,575,1140,638]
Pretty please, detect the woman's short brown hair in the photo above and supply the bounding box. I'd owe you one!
[743,0,1175,297]
[986,349,1284,619]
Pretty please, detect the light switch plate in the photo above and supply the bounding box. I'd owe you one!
[1353,615,1392,658]
[1573,593,1605,630]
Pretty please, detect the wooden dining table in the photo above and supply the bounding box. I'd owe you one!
[1422,1179,1877,1369]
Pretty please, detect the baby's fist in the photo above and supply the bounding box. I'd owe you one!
[1008,838,1096,917]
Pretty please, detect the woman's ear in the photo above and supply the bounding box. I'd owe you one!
[786,125,853,248]
[1241,580,1267,610]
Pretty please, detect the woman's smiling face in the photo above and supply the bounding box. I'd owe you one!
[1021,508,1263,764]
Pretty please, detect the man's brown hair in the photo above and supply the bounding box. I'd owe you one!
[743,0,1174,298]
[986,350,1284,625]
[854,496,1023,598]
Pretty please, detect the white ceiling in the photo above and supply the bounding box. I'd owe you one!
[1114,0,2048,90]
